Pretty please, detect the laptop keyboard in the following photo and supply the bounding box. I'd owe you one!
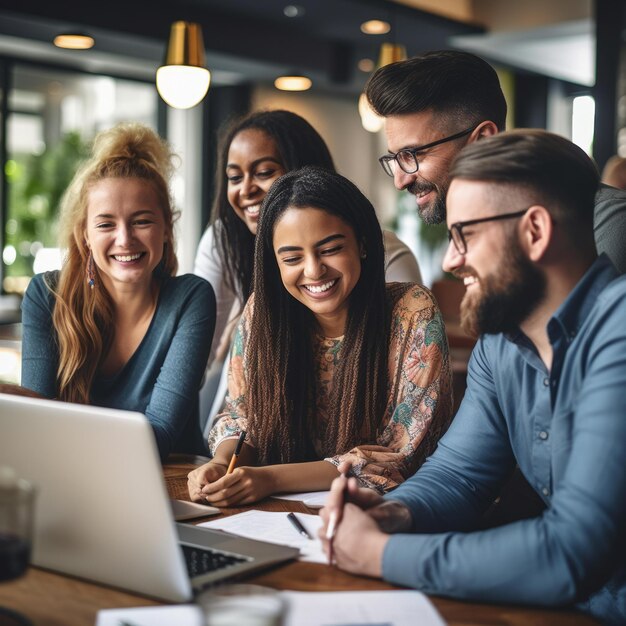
[181,543,251,577]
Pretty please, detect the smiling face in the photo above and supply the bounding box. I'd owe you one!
[273,207,362,337]
[443,179,545,336]
[385,110,471,225]
[84,177,167,294]
[226,128,287,235]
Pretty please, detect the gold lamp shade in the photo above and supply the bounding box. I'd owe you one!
[163,21,205,67]
[377,43,407,67]
[156,21,211,109]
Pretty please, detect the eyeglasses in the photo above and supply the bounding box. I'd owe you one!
[378,125,477,177]
[448,209,530,255]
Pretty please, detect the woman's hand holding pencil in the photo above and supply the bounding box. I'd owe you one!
[226,431,247,474]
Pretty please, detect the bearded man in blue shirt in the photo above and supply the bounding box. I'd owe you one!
[321,129,626,626]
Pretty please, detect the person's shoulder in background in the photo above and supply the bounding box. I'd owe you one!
[382,230,422,284]
[594,184,626,275]
[601,155,626,190]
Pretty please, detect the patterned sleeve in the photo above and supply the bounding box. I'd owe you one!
[326,284,453,493]
[207,298,254,455]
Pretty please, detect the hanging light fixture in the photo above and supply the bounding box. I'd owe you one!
[156,21,211,109]
[359,43,407,133]
[377,42,407,67]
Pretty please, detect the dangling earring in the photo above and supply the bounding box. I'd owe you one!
[360,251,367,259]
[86,250,95,289]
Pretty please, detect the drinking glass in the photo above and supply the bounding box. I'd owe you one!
[198,583,285,626]
[0,467,36,626]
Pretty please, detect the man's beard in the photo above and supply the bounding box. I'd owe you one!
[460,237,546,337]
[407,179,446,225]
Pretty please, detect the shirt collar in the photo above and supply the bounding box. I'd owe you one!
[547,253,619,342]
[504,254,619,346]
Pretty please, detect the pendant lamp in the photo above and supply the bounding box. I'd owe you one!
[156,21,211,109]
[359,43,407,133]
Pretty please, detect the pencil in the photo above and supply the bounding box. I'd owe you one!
[226,431,247,474]
[326,471,348,565]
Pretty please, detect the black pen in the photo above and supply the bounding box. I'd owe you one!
[287,512,312,539]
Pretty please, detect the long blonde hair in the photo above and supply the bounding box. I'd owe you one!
[52,123,179,403]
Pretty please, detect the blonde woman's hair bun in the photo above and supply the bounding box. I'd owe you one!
[91,122,176,181]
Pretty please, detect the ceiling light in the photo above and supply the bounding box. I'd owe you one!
[284,5,305,17]
[360,20,391,35]
[53,34,94,50]
[358,58,375,73]
[156,21,211,109]
[274,75,312,91]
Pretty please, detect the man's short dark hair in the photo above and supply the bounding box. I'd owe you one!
[365,50,507,131]
[450,129,600,247]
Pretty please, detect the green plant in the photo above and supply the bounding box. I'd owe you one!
[5,131,88,279]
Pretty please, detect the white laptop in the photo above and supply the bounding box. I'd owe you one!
[0,393,298,602]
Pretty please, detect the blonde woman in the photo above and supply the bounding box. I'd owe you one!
[21,123,216,460]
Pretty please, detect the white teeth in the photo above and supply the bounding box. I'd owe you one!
[245,205,260,216]
[304,279,337,294]
[114,253,142,262]
[463,276,477,286]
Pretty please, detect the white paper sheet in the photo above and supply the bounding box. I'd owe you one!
[96,591,445,626]
[197,510,326,563]
[96,604,203,626]
[283,590,446,626]
[272,490,329,509]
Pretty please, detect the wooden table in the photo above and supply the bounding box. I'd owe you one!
[0,459,598,625]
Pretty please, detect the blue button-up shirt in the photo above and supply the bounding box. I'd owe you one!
[383,255,626,625]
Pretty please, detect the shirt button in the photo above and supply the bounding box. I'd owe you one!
[539,431,549,440]
[543,377,550,387]
[542,487,550,497]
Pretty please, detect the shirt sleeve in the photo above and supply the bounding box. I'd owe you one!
[381,324,626,608]
[594,185,626,275]
[144,278,216,461]
[207,299,252,455]
[193,224,240,368]
[382,231,423,284]
[20,273,59,398]
[326,285,453,493]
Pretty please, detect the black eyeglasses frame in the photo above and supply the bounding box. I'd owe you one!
[448,208,530,255]
[378,125,477,177]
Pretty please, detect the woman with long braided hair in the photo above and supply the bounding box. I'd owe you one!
[20,123,216,460]
[188,167,452,505]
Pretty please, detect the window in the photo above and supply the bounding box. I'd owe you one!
[571,94,595,156]
[2,63,158,293]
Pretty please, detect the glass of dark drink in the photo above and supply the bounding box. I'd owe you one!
[0,467,36,582]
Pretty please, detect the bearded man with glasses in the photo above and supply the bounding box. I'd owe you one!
[366,50,626,274]
[320,130,626,626]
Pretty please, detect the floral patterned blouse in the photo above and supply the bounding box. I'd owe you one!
[208,282,453,492]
